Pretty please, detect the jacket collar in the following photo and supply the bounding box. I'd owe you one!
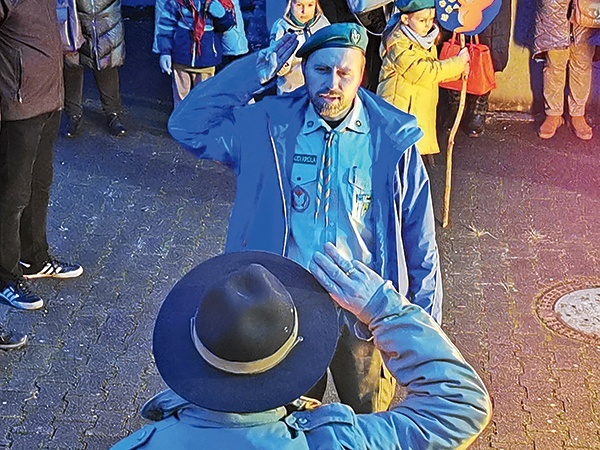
[178,404,288,428]
[269,86,422,156]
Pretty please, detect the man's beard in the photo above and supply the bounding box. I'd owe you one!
[310,89,350,120]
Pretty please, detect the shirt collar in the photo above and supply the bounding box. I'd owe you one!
[301,95,369,135]
[178,404,288,428]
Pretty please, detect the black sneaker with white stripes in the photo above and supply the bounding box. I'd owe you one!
[0,326,28,350]
[0,279,44,310]
[21,257,83,279]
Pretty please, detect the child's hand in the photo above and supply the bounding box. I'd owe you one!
[159,55,172,76]
[458,47,470,76]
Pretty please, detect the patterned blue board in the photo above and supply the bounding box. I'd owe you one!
[436,0,502,35]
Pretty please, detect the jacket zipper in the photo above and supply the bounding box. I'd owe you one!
[268,115,289,254]
[16,49,23,103]
[91,0,100,70]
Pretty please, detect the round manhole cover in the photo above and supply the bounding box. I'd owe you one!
[535,279,600,344]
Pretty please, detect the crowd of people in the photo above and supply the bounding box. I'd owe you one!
[1,0,598,447]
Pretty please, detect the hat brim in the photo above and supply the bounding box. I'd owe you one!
[153,251,339,413]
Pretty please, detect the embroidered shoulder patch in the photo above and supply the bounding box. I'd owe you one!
[293,154,317,165]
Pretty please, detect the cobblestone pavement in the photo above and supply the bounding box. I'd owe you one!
[2,13,600,450]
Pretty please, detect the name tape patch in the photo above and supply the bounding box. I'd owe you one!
[293,154,317,165]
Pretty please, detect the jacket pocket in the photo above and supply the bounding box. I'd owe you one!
[0,47,23,103]
[348,165,372,220]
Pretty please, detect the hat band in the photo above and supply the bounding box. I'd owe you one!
[190,310,303,375]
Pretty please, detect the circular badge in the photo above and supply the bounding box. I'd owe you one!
[292,185,310,212]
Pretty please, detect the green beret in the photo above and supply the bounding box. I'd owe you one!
[394,0,435,13]
[296,23,368,59]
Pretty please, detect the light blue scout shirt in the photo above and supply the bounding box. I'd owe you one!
[286,97,374,270]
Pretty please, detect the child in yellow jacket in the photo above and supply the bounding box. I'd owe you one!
[377,0,469,162]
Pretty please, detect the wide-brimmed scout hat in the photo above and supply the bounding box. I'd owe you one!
[153,251,339,413]
[296,22,368,59]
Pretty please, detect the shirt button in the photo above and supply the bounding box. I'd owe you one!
[307,121,314,127]
[355,120,362,127]
[298,417,308,425]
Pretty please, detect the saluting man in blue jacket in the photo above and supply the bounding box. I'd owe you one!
[168,23,443,413]
[111,245,491,449]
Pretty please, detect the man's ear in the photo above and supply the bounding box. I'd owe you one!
[400,14,409,26]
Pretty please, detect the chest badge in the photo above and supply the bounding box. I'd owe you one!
[292,185,310,212]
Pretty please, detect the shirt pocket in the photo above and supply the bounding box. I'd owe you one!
[348,166,372,221]
[291,157,319,213]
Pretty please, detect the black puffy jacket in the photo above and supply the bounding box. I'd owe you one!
[76,0,125,70]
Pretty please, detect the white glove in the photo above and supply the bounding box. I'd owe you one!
[208,0,226,18]
[310,243,385,318]
[159,54,172,75]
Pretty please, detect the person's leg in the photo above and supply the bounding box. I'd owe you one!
[567,32,594,140]
[93,67,127,136]
[304,372,328,401]
[441,88,461,132]
[19,111,60,268]
[539,48,569,138]
[63,63,84,117]
[93,66,123,115]
[329,324,395,413]
[172,67,193,108]
[0,115,47,310]
[466,92,490,138]
[63,62,85,137]
[0,115,49,283]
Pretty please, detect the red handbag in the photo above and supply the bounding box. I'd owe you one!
[439,34,496,96]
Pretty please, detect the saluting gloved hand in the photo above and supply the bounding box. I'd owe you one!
[207,0,226,18]
[310,242,385,318]
[256,32,299,85]
[159,54,172,75]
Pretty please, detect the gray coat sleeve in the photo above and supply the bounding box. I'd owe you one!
[298,282,492,449]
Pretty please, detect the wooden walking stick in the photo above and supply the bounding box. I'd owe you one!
[436,0,502,227]
[442,33,467,228]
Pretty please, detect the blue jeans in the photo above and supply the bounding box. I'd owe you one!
[0,110,59,283]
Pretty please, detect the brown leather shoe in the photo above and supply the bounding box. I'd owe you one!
[569,115,593,141]
[538,115,564,139]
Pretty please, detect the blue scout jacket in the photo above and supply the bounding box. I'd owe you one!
[154,0,235,68]
[168,54,443,322]
[110,283,492,449]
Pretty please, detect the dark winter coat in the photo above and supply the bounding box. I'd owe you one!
[76,0,125,70]
[0,0,64,121]
[478,0,512,72]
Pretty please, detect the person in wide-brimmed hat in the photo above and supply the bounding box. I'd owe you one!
[111,244,491,449]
